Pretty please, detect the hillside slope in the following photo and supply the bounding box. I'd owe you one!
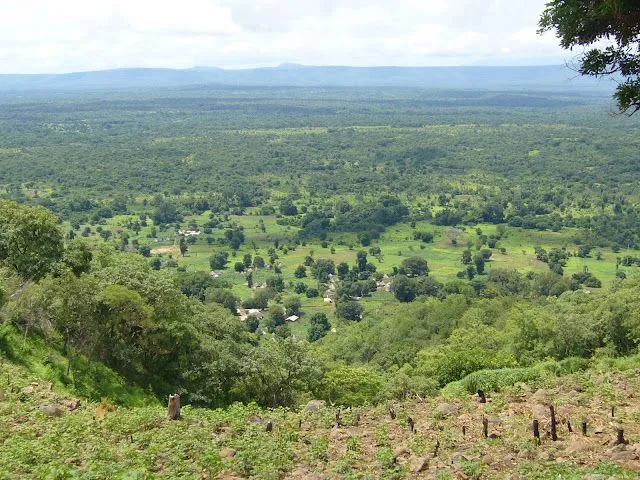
[1,352,638,479]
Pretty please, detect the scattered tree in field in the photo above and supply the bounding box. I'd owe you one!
[210,251,229,269]
[308,313,331,342]
[400,257,429,277]
[294,265,307,278]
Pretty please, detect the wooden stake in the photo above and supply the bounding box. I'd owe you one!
[532,419,541,445]
[407,416,415,433]
[462,425,466,437]
[611,406,615,417]
[567,419,573,433]
[549,404,558,441]
[389,407,396,420]
[482,416,488,438]
[167,394,181,420]
[581,419,587,436]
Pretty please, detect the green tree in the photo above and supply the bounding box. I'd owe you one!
[311,258,335,283]
[283,294,301,316]
[539,0,640,113]
[210,251,229,269]
[0,200,63,280]
[294,265,307,278]
[179,237,188,256]
[60,239,93,276]
[391,275,416,302]
[400,256,429,276]
[336,300,363,321]
[206,288,238,314]
[307,312,331,342]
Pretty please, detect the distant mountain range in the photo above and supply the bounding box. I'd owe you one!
[0,64,615,92]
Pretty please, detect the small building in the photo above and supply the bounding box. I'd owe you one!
[286,315,299,322]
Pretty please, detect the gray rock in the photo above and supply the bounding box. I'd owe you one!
[39,405,63,417]
[220,447,237,459]
[438,402,459,416]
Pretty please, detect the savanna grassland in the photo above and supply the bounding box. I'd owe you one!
[1,85,640,478]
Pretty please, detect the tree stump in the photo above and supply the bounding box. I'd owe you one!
[407,416,415,433]
[167,394,181,420]
[477,390,487,403]
[549,404,558,441]
[613,429,628,446]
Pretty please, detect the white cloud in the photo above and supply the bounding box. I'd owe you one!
[0,0,568,73]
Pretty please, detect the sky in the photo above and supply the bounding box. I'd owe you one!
[0,0,573,74]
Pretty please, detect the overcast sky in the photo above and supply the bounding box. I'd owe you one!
[0,0,571,74]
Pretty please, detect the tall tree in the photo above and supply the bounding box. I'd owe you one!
[539,0,640,113]
[0,200,63,280]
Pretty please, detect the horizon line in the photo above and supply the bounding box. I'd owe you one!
[0,63,568,76]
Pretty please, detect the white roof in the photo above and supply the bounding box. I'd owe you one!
[286,315,299,322]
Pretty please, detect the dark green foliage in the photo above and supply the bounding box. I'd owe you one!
[307,312,331,342]
[539,0,640,113]
[206,288,238,314]
[294,265,307,278]
[336,300,364,321]
[311,258,335,283]
[399,257,429,277]
[210,251,229,270]
[0,200,63,280]
[305,287,319,298]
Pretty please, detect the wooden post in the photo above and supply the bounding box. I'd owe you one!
[407,416,415,433]
[532,419,541,445]
[581,419,587,436]
[477,390,487,403]
[389,407,396,420]
[462,425,466,437]
[567,419,573,433]
[549,404,558,441]
[613,429,628,446]
[611,406,615,417]
[482,416,488,438]
[167,393,180,420]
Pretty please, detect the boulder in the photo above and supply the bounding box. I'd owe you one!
[220,447,237,459]
[39,405,63,417]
